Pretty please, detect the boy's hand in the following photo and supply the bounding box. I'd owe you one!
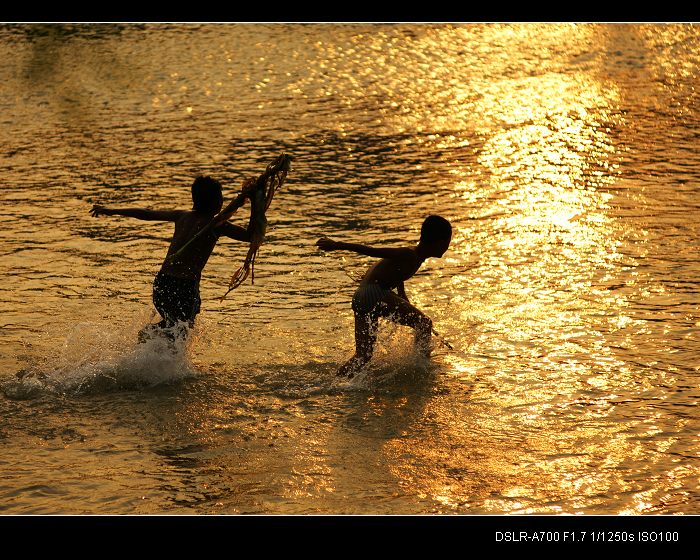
[316,237,338,251]
[241,178,257,198]
[90,204,112,217]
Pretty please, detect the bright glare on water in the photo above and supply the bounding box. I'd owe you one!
[0,23,699,514]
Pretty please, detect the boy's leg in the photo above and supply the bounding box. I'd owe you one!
[139,274,199,344]
[377,291,432,357]
[337,311,378,378]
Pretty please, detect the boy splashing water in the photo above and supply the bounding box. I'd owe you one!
[316,215,452,378]
[91,176,255,342]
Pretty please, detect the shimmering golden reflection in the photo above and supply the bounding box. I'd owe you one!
[378,25,655,512]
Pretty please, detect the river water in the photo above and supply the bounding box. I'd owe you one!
[0,23,698,514]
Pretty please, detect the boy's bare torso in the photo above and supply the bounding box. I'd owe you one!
[161,211,224,281]
[360,249,423,290]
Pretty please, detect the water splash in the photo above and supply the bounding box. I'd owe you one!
[2,320,199,399]
[330,325,438,394]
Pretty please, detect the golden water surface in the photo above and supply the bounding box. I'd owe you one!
[0,23,699,514]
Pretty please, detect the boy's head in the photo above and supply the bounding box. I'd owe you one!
[419,215,452,257]
[192,176,223,214]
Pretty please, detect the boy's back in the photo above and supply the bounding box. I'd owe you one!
[359,248,421,290]
[161,210,224,281]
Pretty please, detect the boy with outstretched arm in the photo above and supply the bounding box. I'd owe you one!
[91,176,255,342]
[316,215,452,378]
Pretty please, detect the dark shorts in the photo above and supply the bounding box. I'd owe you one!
[351,283,390,315]
[152,272,201,326]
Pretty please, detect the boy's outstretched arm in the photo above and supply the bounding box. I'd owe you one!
[316,236,411,259]
[91,205,184,222]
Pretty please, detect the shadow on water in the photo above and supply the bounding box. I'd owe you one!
[0,313,480,513]
[16,23,129,40]
[183,352,468,514]
[12,23,154,187]
[18,23,128,85]
[134,352,451,513]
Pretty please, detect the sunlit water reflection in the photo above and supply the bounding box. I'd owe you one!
[0,23,698,514]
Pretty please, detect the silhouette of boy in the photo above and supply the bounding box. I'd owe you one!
[91,176,254,341]
[316,215,452,378]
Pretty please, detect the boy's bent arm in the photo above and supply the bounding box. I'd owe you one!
[91,205,184,222]
[316,237,410,259]
[216,221,251,242]
[216,191,255,242]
